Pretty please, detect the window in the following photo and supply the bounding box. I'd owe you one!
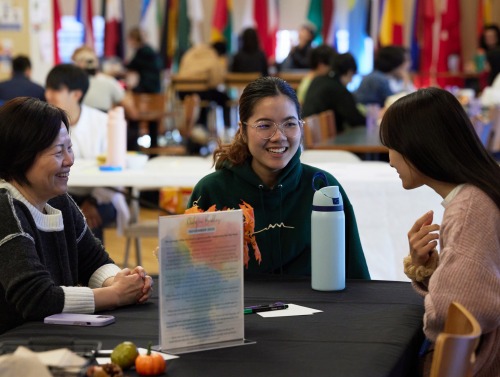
[57,15,104,63]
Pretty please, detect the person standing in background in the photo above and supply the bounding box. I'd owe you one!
[0,55,45,103]
[125,27,163,149]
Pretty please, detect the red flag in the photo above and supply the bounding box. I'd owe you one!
[253,0,278,59]
[104,0,123,58]
[53,0,61,64]
[322,0,334,45]
[253,0,269,56]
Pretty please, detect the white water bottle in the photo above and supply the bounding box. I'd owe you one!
[311,178,345,291]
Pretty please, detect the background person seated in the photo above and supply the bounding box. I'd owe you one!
[296,44,337,105]
[355,46,413,108]
[71,46,138,119]
[0,55,45,102]
[302,52,365,133]
[280,22,316,71]
[230,28,269,77]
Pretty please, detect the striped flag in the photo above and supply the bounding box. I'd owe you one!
[76,0,95,50]
[103,0,124,58]
[379,0,404,46]
[140,0,160,50]
[211,0,232,50]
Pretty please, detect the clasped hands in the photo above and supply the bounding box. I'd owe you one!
[102,266,153,308]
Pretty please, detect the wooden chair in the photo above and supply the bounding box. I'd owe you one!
[318,110,337,140]
[487,105,500,154]
[302,113,322,148]
[303,110,336,149]
[429,301,482,377]
[130,92,189,156]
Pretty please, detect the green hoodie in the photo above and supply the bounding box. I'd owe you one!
[188,149,370,278]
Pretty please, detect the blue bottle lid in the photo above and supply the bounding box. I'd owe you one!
[99,165,123,172]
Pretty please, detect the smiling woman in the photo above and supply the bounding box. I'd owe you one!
[187,76,370,278]
[0,97,153,335]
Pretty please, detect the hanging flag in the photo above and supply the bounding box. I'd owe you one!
[160,0,175,68]
[348,0,369,68]
[436,0,461,74]
[103,0,124,58]
[53,0,61,64]
[307,0,323,44]
[76,0,95,50]
[188,0,204,46]
[211,0,232,47]
[409,0,420,71]
[140,0,160,50]
[322,0,335,46]
[267,0,278,61]
[253,0,270,57]
[172,0,190,70]
[379,0,404,46]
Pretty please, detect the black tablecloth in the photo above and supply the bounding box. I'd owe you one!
[0,277,424,377]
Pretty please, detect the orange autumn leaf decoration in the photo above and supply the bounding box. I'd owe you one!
[185,200,262,268]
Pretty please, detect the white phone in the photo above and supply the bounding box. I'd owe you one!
[44,313,115,327]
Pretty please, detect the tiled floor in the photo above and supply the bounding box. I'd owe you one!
[104,207,161,275]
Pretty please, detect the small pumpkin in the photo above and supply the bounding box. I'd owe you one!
[135,342,166,376]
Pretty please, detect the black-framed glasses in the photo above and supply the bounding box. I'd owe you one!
[243,119,304,139]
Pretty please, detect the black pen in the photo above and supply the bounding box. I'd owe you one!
[244,302,288,314]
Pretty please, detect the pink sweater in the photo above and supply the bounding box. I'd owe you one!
[412,184,500,377]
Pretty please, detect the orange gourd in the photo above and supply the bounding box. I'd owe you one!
[135,342,166,376]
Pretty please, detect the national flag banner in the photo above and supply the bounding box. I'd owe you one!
[76,0,95,50]
[211,0,230,43]
[160,0,175,68]
[321,0,335,46]
[173,0,190,70]
[267,0,278,60]
[253,0,270,57]
[379,0,404,46]
[53,0,62,64]
[188,0,204,46]
[104,0,124,58]
[348,0,370,71]
[307,0,323,44]
[140,0,160,50]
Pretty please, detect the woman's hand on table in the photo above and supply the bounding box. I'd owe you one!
[408,211,440,266]
[130,265,154,303]
[95,268,152,310]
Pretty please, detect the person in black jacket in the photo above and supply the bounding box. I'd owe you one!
[230,28,268,76]
[302,52,365,133]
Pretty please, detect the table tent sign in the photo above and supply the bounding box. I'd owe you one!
[158,210,253,354]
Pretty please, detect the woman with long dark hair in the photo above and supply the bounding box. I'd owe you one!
[380,87,500,377]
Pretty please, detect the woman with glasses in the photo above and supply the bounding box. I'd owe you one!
[187,76,370,278]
